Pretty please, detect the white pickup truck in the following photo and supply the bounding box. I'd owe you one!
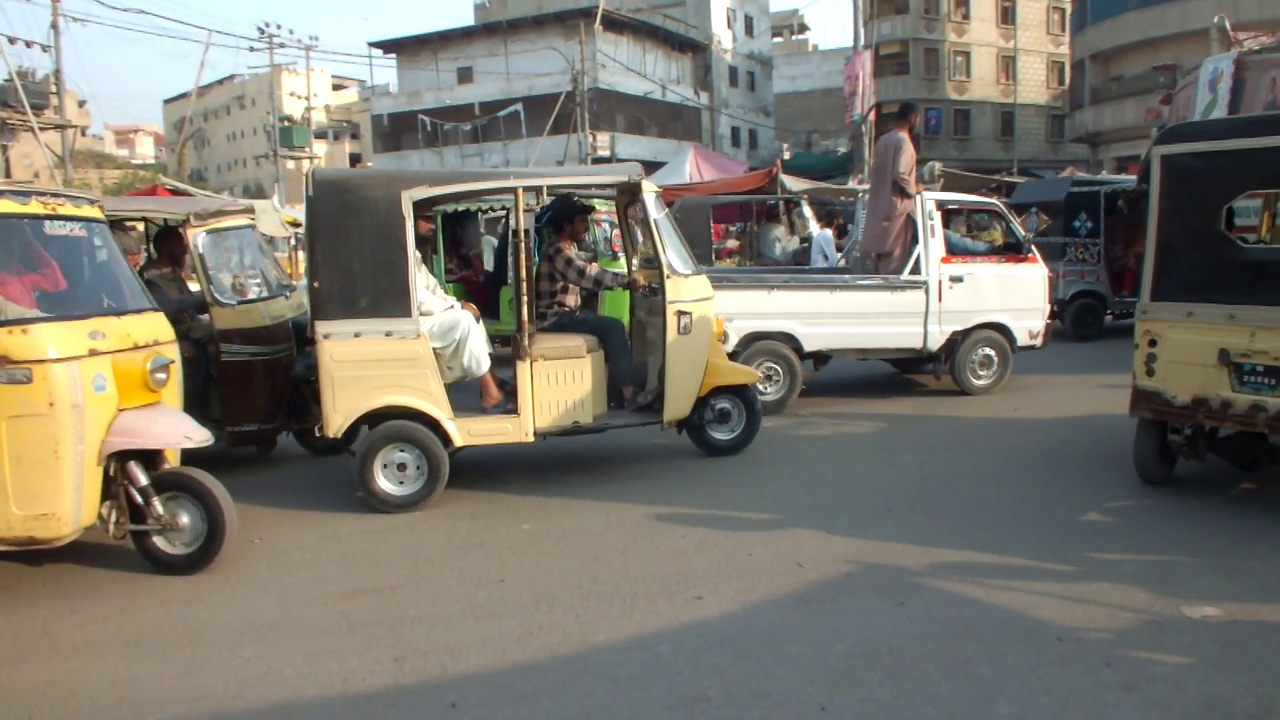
[706,190,1052,414]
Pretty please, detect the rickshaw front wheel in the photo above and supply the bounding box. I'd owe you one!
[356,420,450,513]
[686,386,763,457]
[130,467,237,576]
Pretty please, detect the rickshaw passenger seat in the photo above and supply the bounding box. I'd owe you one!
[530,332,600,361]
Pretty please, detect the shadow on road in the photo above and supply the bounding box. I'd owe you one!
[173,403,1280,719]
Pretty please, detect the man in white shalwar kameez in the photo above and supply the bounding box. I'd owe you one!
[413,250,512,412]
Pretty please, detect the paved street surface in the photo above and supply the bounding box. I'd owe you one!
[4,324,1280,720]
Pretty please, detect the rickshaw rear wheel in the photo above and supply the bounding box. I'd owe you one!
[1133,419,1178,485]
[356,420,450,513]
[686,386,763,457]
[130,467,237,576]
[292,425,359,456]
[1064,297,1106,342]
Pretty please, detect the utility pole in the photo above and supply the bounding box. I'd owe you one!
[175,32,213,183]
[578,22,591,165]
[1011,3,1020,175]
[49,0,72,183]
[256,23,287,205]
[302,35,318,179]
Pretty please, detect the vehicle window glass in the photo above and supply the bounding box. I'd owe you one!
[645,194,702,276]
[1222,190,1279,247]
[0,216,155,325]
[624,201,660,272]
[199,225,293,304]
[939,205,1025,257]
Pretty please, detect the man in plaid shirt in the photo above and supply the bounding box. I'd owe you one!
[535,193,656,410]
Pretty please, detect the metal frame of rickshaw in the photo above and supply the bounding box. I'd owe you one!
[1129,114,1280,486]
[431,192,632,342]
[303,167,764,514]
[100,196,352,457]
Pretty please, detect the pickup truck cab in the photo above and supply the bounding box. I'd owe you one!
[704,190,1052,413]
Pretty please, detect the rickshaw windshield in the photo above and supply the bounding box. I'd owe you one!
[644,193,702,276]
[0,216,155,326]
[198,225,294,304]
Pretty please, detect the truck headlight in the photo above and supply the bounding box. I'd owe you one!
[144,353,174,392]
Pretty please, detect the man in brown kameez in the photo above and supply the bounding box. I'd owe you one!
[859,102,922,275]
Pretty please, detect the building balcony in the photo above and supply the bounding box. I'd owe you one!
[1068,93,1158,143]
[1089,66,1179,105]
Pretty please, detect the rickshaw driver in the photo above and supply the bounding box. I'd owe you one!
[139,225,215,413]
[412,231,514,413]
[535,193,655,410]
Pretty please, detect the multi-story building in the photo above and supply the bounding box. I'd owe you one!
[369,8,725,171]
[868,0,1087,172]
[160,69,367,206]
[1,68,94,184]
[467,0,777,163]
[1068,0,1280,173]
[104,124,164,165]
[771,10,853,154]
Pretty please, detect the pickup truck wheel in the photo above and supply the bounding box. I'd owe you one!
[950,330,1013,396]
[1133,419,1178,485]
[737,341,803,415]
[1064,297,1106,342]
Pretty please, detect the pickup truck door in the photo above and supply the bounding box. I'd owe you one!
[934,201,1051,349]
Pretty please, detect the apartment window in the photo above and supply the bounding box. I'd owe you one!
[456,66,474,85]
[875,41,912,77]
[729,65,740,88]
[922,46,941,78]
[951,0,970,22]
[950,49,971,81]
[999,108,1016,139]
[1048,5,1067,35]
[1049,112,1070,140]
[999,54,1016,85]
[730,126,742,148]
[748,128,759,150]
[251,98,256,107]
[1049,59,1067,88]
[744,14,756,37]
[240,129,245,140]
[922,0,941,17]
[952,108,972,137]
[726,7,737,31]
[747,70,757,92]
[998,0,1016,27]
[923,106,943,136]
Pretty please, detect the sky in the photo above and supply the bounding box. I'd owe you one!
[1,0,854,131]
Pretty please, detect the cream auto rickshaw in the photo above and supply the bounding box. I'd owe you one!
[1130,114,1280,484]
[304,166,765,513]
[0,185,235,574]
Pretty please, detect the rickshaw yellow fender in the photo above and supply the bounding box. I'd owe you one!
[698,340,762,397]
[99,403,215,463]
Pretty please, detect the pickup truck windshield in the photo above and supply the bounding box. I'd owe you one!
[0,216,155,326]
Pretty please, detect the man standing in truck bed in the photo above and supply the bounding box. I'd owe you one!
[859,102,923,275]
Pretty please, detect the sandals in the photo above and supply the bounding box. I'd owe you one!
[480,391,517,415]
[625,388,658,411]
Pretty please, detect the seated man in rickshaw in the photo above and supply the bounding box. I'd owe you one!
[412,232,513,413]
[139,226,214,413]
[534,193,654,410]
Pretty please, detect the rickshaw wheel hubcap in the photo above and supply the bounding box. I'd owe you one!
[374,444,430,496]
[150,492,207,556]
[968,347,1000,384]
[704,396,747,441]
[753,361,786,400]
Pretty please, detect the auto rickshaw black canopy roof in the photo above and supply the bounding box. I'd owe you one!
[1137,114,1280,186]
[305,164,644,322]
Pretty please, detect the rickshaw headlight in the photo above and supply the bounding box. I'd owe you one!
[144,354,173,392]
[714,315,727,343]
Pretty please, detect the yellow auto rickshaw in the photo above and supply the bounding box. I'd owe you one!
[1130,115,1280,484]
[0,184,236,574]
[304,166,764,513]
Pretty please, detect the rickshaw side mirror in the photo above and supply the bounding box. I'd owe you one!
[638,256,661,271]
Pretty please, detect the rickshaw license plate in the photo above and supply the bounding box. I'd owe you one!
[1229,362,1280,397]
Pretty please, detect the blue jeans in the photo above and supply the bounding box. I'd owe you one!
[544,311,638,394]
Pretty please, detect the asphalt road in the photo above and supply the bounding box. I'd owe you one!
[4,323,1280,720]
